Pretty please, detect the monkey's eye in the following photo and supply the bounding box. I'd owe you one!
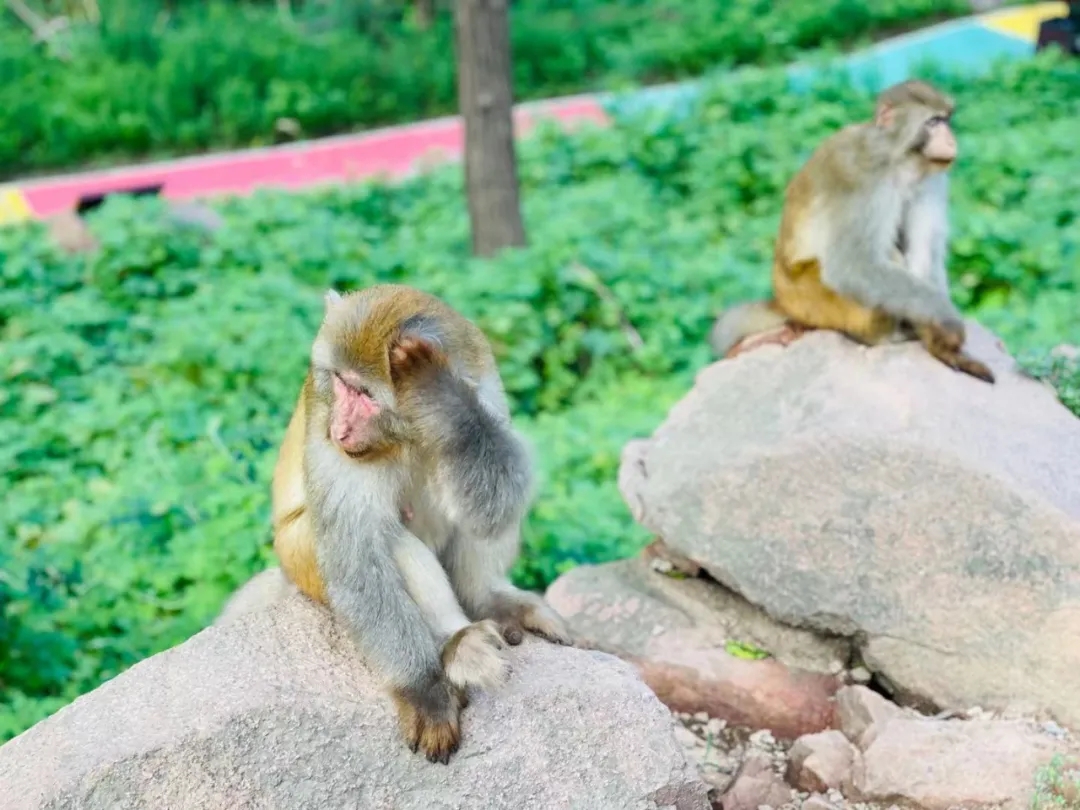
[927,115,948,127]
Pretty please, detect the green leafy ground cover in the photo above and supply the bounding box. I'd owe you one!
[0,0,969,178]
[2,51,1078,740]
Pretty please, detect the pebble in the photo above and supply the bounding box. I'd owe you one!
[828,660,844,675]
[706,717,727,737]
[749,729,776,748]
[650,557,674,574]
[849,666,871,684]
[693,711,710,724]
[1040,720,1069,739]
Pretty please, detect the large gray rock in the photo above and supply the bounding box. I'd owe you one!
[618,323,1080,726]
[0,590,709,810]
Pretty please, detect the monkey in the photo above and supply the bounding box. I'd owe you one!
[269,284,571,764]
[709,79,994,384]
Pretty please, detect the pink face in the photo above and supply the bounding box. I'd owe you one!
[923,115,957,165]
[329,372,382,455]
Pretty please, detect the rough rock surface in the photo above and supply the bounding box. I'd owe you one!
[546,557,845,738]
[0,591,709,810]
[619,323,1080,726]
[849,717,1068,810]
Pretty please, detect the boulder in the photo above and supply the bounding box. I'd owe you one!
[849,716,1074,810]
[619,323,1080,726]
[0,591,709,810]
[546,557,846,739]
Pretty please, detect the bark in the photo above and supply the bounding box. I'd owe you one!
[414,0,434,29]
[453,0,527,257]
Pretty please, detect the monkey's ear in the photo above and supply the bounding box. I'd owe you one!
[874,102,895,129]
[324,289,343,310]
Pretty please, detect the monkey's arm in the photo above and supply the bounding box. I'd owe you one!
[392,340,571,646]
[822,199,961,327]
[405,363,533,540]
[315,506,465,762]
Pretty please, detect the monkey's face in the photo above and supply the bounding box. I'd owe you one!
[915,112,956,170]
[875,87,957,174]
[327,369,391,456]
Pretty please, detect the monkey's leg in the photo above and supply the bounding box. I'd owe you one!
[393,531,509,691]
[321,528,464,764]
[444,529,572,647]
[913,322,995,383]
[776,271,896,346]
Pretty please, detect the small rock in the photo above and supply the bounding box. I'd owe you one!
[1041,720,1069,740]
[748,729,776,749]
[835,686,900,750]
[707,717,727,737]
[850,717,1067,810]
[694,711,710,724]
[786,730,857,793]
[849,667,871,685]
[720,754,793,810]
[651,557,675,574]
[47,211,97,254]
[828,660,844,675]
[801,795,835,810]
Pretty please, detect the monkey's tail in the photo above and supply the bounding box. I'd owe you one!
[708,300,789,358]
[214,567,295,627]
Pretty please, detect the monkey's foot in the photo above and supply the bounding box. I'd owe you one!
[392,679,465,765]
[441,619,510,691]
[485,591,573,647]
[726,323,811,359]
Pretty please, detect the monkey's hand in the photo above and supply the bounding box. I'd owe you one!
[392,676,466,765]
[441,619,510,691]
[483,589,573,647]
[915,320,995,384]
[389,334,450,388]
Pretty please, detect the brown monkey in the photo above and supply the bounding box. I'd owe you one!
[270,284,570,764]
[710,79,994,383]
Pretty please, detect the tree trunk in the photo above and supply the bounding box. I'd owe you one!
[453,0,527,257]
[414,0,435,29]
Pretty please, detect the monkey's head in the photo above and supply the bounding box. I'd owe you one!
[310,288,446,459]
[874,79,957,174]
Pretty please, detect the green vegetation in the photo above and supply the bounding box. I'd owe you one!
[2,50,1079,741]
[0,0,969,177]
[1033,754,1080,810]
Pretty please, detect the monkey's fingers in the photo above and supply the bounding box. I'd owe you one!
[519,603,573,647]
[389,335,449,383]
